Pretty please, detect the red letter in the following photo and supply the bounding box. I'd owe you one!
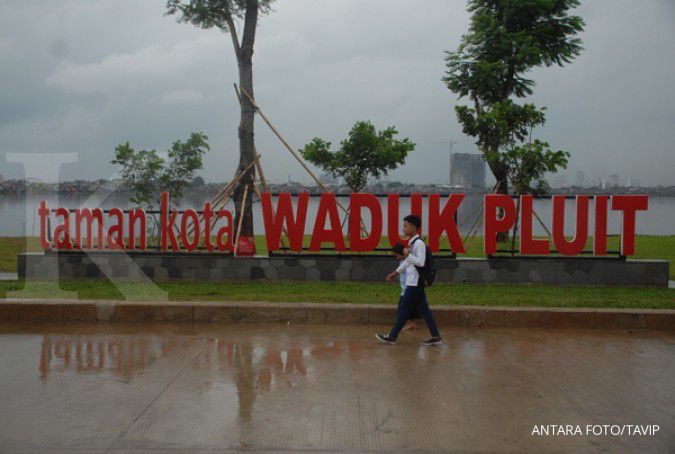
[38,200,51,249]
[593,195,609,255]
[309,193,346,251]
[127,208,146,250]
[261,192,308,252]
[107,208,124,250]
[520,195,549,255]
[483,195,516,254]
[180,209,199,251]
[387,193,423,247]
[202,202,214,251]
[161,192,180,251]
[349,193,382,252]
[428,194,465,253]
[552,196,589,256]
[74,208,104,249]
[53,208,71,250]
[611,195,648,255]
[216,210,234,252]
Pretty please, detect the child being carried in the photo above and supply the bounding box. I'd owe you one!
[392,242,422,332]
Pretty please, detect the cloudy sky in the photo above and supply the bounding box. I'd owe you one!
[1,0,674,186]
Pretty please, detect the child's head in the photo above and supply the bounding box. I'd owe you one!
[402,214,421,236]
[392,242,405,260]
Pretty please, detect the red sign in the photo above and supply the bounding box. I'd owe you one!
[38,192,648,256]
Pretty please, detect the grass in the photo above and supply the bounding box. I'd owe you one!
[2,235,674,278]
[1,235,673,310]
[1,280,673,310]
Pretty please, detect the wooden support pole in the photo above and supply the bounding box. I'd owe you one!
[188,154,261,240]
[238,84,369,237]
[457,200,483,230]
[464,212,483,253]
[235,83,293,252]
[462,207,483,250]
[532,207,552,238]
[238,86,331,195]
[511,197,521,255]
[234,84,271,195]
[234,183,250,256]
[250,180,290,251]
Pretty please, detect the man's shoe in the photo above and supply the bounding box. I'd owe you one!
[421,336,442,346]
[375,334,396,345]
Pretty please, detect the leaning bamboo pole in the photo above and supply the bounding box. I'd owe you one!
[464,212,483,253]
[238,86,332,195]
[234,183,250,256]
[234,84,290,251]
[461,182,499,246]
[511,197,522,255]
[532,207,552,238]
[208,156,261,237]
[237,85,370,238]
[187,154,261,241]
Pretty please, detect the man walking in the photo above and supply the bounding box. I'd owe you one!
[376,214,442,346]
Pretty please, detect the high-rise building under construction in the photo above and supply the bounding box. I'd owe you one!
[449,152,486,189]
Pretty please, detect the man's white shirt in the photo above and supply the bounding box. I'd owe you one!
[396,234,426,287]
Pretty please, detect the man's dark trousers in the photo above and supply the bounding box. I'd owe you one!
[389,284,440,340]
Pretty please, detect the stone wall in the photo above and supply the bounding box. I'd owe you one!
[18,251,669,286]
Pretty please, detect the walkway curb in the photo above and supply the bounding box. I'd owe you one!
[0,298,673,330]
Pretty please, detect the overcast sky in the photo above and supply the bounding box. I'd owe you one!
[1,0,674,186]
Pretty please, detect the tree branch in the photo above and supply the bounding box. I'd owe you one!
[224,11,241,63]
[240,0,259,62]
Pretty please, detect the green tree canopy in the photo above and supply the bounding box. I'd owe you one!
[112,132,209,208]
[444,0,584,195]
[299,121,415,193]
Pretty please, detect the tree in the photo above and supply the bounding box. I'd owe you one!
[190,176,206,187]
[112,132,209,233]
[299,121,415,193]
[166,0,275,240]
[443,0,584,197]
[503,140,569,196]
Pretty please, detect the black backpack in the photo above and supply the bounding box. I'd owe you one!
[410,237,436,286]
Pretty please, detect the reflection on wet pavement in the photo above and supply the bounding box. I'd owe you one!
[0,322,673,453]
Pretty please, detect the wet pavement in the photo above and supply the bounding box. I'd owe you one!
[0,322,673,453]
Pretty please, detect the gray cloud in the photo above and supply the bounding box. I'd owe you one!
[1,0,673,185]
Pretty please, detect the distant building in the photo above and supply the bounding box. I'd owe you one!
[608,174,620,187]
[552,174,567,188]
[449,153,485,189]
[574,171,585,187]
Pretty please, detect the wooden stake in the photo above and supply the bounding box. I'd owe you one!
[187,154,261,239]
[234,84,271,195]
[234,183,250,256]
[464,212,483,253]
[532,206,552,238]
[511,197,521,255]
[238,84,369,237]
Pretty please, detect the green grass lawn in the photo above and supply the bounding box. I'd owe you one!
[2,235,673,277]
[1,280,673,310]
[2,234,673,309]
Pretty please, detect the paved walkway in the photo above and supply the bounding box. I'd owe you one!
[0,322,672,453]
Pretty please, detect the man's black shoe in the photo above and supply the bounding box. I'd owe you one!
[421,336,442,346]
[375,334,396,345]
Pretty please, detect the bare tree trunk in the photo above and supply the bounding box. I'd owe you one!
[232,1,259,242]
